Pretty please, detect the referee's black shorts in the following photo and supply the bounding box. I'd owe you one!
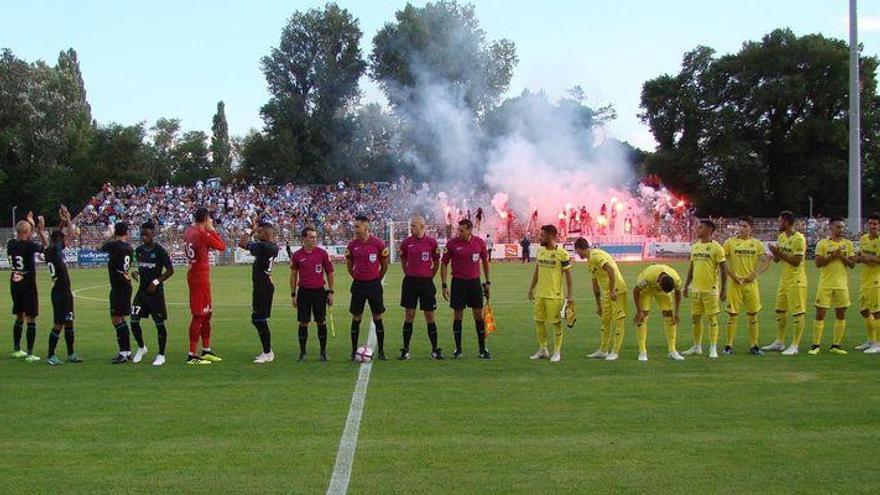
[450,278,483,310]
[297,288,327,323]
[400,276,437,311]
[350,279,384,315]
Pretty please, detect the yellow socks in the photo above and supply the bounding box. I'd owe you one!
[552,322,564,353]
[747,314,759,348]
[812,319,826,346]
[692,315,704,347]
[536,321,548,349]
[792,313,805,347]
[663,316,677,353]
[708,314,719,346]
[832,319,846,346]
[776,312,788,342]
[599,319,611,353]
[637,322,648,353]
[726,314,738,347]
[612,317,625,353]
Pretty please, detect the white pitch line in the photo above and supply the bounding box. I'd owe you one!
[326,321,377,495]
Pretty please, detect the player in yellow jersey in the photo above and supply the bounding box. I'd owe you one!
[574,238,628,361]
[722,216,770,356]
[632,264,685,361]
[764,211,808,355]
[527,225,574,363]
[856,213,880,354]
[682,219,728,358]
[808,217,855,355]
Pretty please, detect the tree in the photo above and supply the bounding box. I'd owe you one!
[640,29,880,216]
[245,3,367,182]
[369,1,518,181]
[172,131,211,185]
[211,101,232,178]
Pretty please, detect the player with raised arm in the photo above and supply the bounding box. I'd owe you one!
[238,218,279,364]
[44,206,81,365]
[8,211,48,362]
[184,207,227,365]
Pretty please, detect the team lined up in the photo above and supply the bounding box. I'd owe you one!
[7,207,880,365]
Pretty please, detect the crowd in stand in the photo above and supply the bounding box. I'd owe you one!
[70,181,829,249]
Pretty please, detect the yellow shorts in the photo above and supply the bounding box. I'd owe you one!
[859,287,880,313]
[815,287,850,309]
[775,285,807,314]
[727,282,762,314]
[601,289,628,322]
[690,291,720,316]
[639,291,674,313]
[534,297,564,324]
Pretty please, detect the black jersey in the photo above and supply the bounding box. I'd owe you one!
[247,241,278,285]
[44,242,70,290]
[134,243,172,293]
[6,238,43,285]
[99,240,133,288]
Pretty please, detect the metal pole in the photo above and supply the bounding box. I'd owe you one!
[12,206,16,228]
[808,196,814,218]
[848,0,862,233]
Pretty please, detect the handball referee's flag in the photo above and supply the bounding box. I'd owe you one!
[484,303,497,336]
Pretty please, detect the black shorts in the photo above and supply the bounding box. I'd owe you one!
[109,284,133,318]
[400,276,437,311]
[252,282,275,319]
[350,279,385,315]
[297,288,327,323]
[132,289,168,320]
[11,281,38,317]
[51,286,74,325]
[450,278,483,310]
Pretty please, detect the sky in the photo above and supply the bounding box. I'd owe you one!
[3,0,879,151]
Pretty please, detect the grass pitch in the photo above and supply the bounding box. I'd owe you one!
[1,261,879,494]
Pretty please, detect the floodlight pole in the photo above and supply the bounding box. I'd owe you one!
[848,0,862,233]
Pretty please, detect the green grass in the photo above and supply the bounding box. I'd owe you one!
[1,261,879,494]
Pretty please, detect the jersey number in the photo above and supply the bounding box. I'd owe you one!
[123,255,131,271]
[10,255,24,271]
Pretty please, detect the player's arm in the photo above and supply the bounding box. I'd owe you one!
[35,215,48,247]
[237,229,252,250]
[673,288,682,324]
[345,251,355,278]
[814,244,831,267]
[431,245,441,278]
[632,285,643,325]
[684,262,694,297]
[592,277,602,315]
[527,264,538,300]
[564,268,573,302]
[158,249,175,283]
[603,263,617,300]
[843,244,857,269]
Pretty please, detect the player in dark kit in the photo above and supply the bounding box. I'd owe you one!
[346,216,390,360]
[7,211,48,362]
[100,223,138,364]
[44,206,81,365]
[238,218,279,364]
[398,215,444,360]
[290,226,335,361]
[131,221,174,366]
[440,219,492,359]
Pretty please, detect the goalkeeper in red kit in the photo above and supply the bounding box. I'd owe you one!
[184,207,227,365]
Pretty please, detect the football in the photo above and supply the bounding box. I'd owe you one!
[355,345,373,363]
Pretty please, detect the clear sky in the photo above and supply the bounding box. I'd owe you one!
[3,0,879,151]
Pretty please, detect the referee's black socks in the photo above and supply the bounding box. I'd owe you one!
[350,320,360,353]
[317,324,328,354]
[453,320,463,351]
[374,319,385,353]
[475,319,487,352]
[402,321,414,350]
[298,326,308,355]
[427,322,439,351]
